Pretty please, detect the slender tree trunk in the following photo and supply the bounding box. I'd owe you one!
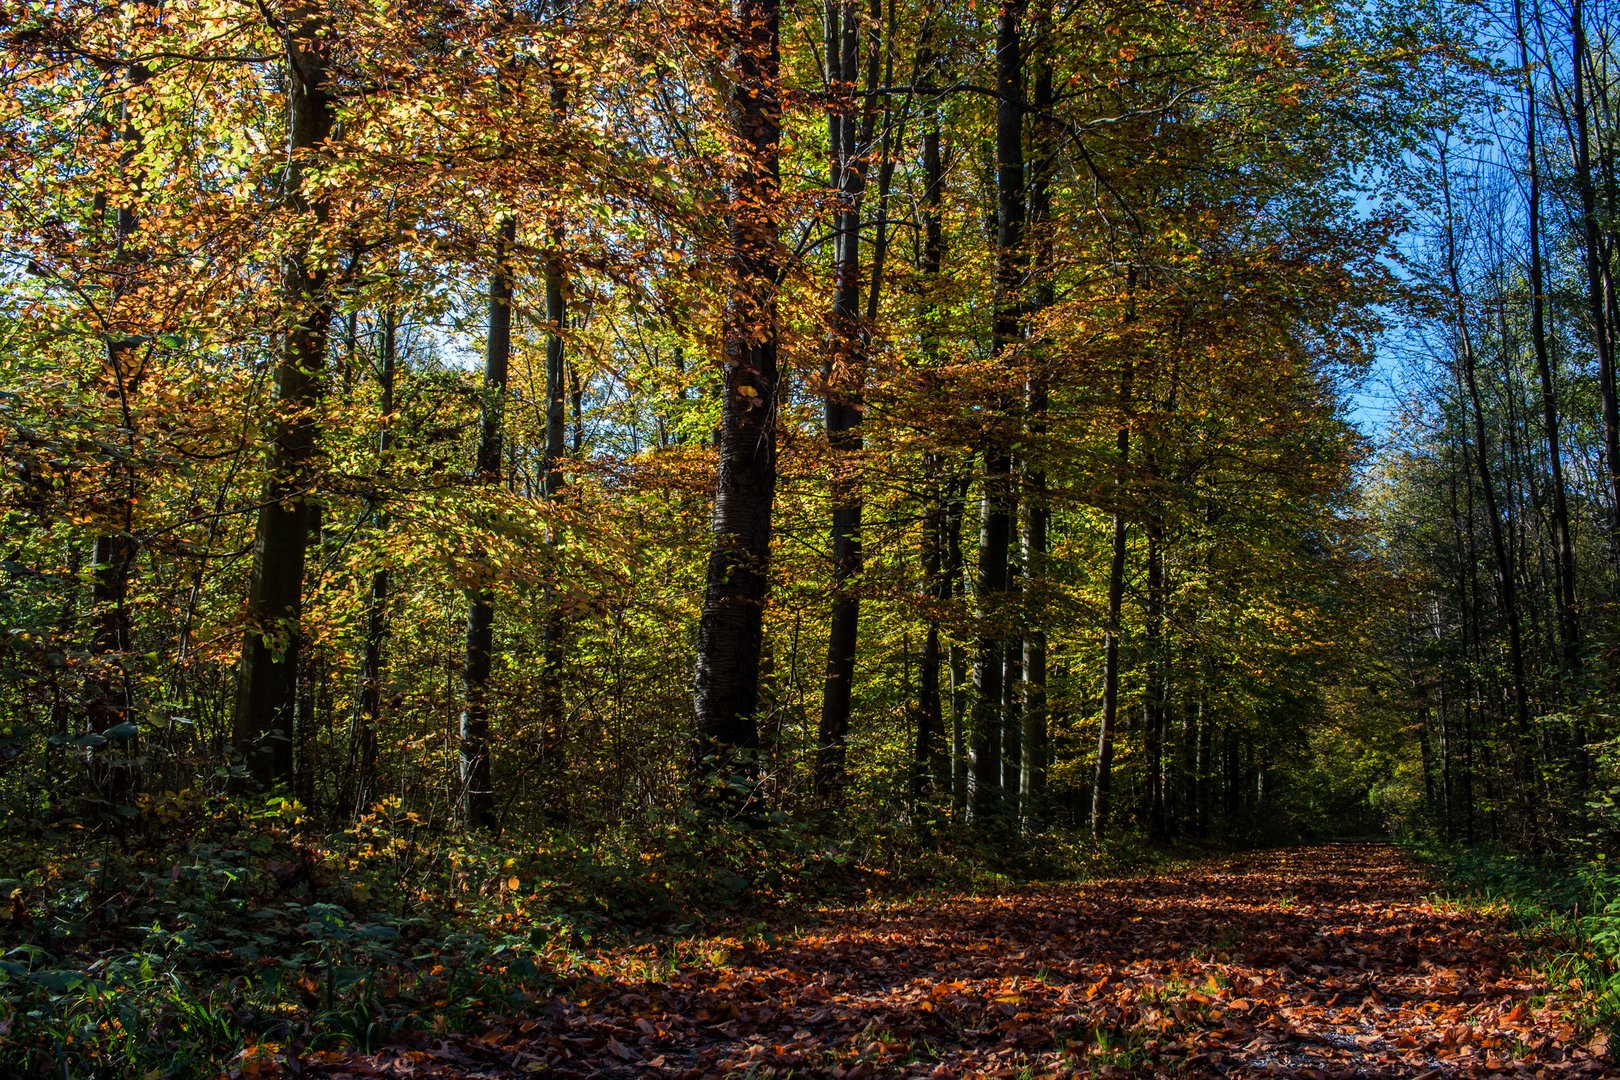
[915,107,948,795]
[1019,15,1053,824]
[540,221,568,770]
[1516,0,1580,682]
[87,49,151,795]
[816,0,868,797]
[917,463,945,792]
[460,214,516,831]
[1438,140,1540,839]
[970,0,1025,823]
[1001,568,1022,812]
[692,0,782,805]
[1143,509,1168,841]
[1572,0,1620,555]
[234,11,335,788]
[946,476,969,813]
[1091,362,1131,838]
[351,310,395,817]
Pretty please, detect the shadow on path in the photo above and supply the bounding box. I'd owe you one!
[307,843,1607,1078]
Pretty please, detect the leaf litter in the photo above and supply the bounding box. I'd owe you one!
[300,843,1608,1077]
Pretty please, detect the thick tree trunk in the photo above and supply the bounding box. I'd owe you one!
[692,0,782,805]
[970,0,1025,824]
[460,214,517,831]
[234,12,334,788]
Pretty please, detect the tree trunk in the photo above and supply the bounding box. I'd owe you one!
[460,213,516,831]
[540,223,567,771]
[1438,139,1539,839]
[1091,362,1131,838]
[1019,21,1054,824]
[692,0,782,807]
[816,0,867,797]
[1143,510,1168,841]
[1571,0,1620,556]
[1514,0,1579,681]
[234,10,335,788]
[86,49,151,797]
[1001,574,1022,812]
[350,310,395,818]
[970,0,1025,824]
[946,476,970,814]
[914,108,948,796]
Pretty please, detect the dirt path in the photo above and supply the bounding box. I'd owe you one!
[307,843,1607,1077]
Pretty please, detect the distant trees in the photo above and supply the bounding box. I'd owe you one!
[1370,0,1620,848]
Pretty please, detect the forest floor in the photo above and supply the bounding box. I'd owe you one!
[300,843,1607,1078]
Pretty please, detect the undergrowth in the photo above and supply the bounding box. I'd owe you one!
[0,790,1168,1078]
[1412,839,1620,1041]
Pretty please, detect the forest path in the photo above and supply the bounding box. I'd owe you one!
[307,843,1606,1078]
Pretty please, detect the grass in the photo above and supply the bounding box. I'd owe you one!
[1410,839,1620,1038]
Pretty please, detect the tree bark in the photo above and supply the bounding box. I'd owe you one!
[815,0,867,798]
[1019,17,1054,823]
[350,310,395,819]
[86,46,152,797]
[1143,508,1168,841]
[692,0,782,806]
[1091,359,1131,839]
[233,8,335,788]
[970,0,1025,824]
[914,104,948,796]
[460,213,517,831]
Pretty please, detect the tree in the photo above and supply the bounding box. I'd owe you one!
[234,3,337,789]
[692,0,783,806]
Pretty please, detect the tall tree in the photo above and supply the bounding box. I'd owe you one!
[1514,0,1578,678]
[1091,358,1131,838]
[1019,5,1055,821]
[1438,137,1539,837]
[692,0,783,805]
[86,37,152,785]
[233,4,336,788]
[349,311,395,818]
[461,213,517,830]
[1570,0,1620,555]
[815,0,867,798]
[970,0,1026,823]
[540,23,571,774]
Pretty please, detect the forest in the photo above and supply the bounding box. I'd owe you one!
[3,0,1620,1074]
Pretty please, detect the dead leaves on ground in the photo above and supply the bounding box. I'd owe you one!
[301,844,1609,1077]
